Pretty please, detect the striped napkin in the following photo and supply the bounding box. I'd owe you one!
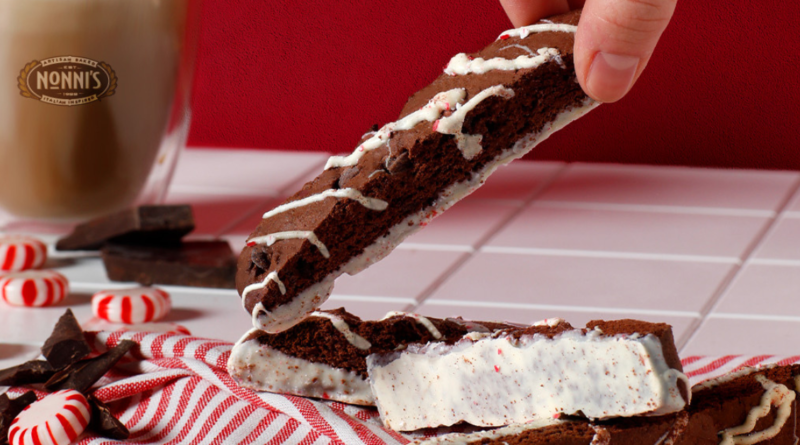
[4,331,797,445]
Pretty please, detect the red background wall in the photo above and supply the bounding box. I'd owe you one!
[187,1,799,170]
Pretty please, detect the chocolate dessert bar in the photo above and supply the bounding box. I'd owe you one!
[413,365,800,444]
[102,240,236,288]
[368,319,689,430]
[227,309,495,405]
[236,10,599,333]
[56,205,194,251]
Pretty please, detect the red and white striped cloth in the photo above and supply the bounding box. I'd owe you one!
[3,332,797,445]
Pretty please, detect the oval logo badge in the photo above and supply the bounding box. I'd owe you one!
[18,56,117,106]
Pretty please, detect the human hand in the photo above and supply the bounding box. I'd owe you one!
[499,0,677,103]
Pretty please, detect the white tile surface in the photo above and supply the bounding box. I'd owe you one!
[426,252,733,315]
[487,205,769,259]
[752,217,800,260]
[464,161,564,203]
[538,163,799,211]
[171,148,326,196]
[402,201,519,249]
[165,191,278,236]
[712,264,800,318]
[682,317,800,356]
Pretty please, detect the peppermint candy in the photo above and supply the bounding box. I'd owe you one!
[8,389,91,445]
[0,270,69,307]
[92,287,171,324]
[0,236,47,271]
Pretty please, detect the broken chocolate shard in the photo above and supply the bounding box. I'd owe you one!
[56,205,195,251]
[41,309,91,370]
[101,240,236,289]
[0,360,54,386]
[0,391,37,445]
[87,394,130,440]
[46,340,135,393]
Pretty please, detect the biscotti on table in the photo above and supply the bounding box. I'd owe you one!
[228,309,690,429]
[236,9,598,333]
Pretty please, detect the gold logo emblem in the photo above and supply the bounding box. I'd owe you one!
[18,56,117,106]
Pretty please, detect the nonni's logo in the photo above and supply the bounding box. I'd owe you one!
[18,56,117,106]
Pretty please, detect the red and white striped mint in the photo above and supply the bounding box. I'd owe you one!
[8,389,91,445]
[0,235,47,271]
[0,270,68,307]
[92,287,171,324]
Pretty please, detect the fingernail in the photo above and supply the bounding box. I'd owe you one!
[586,52,639,103]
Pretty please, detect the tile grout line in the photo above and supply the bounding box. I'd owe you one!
[408,162,571,312]
[215,157,329,238]
[678,175,800,353]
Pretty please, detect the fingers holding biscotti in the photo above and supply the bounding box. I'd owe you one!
[574,0,677,103]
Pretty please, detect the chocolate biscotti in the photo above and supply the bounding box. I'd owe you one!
[412,364,800,444]
[226,309,511,405]
[236,9,599,332]
[368,319,689,430]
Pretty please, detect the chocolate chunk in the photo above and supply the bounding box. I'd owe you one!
[87,394,130,440]
[0,360,54,386]
[386,151,412,174]
[101,240,236,288]
[41,309,91,370]
[0,391,37,445]
[46,340,135,393]
[56,205,195,251]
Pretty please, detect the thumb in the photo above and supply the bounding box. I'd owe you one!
[574,0,677,103]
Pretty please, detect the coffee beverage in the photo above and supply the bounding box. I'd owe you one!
[0,0,192,220]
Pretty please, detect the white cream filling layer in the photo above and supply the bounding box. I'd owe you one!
[251,99,598,334]
[227,328,374,406]
[367,329,689,431]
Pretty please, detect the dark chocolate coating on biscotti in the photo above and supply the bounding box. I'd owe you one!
[237,10,592,329]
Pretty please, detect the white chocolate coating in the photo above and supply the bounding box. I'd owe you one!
[261,188,388,220]
[444,48,561,76]
[367,329,689,431]
[251,276,334,334]
[247,231,330,258]
[435,85,515,159]
[325,89,466,170]
[227,328,374,406]
[309,311,371,350]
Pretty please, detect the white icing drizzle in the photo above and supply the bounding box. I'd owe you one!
[261,188,388,220]
[252,277,334,333]
[241,271,285,303]
[444,48,561,76]
[498,23,578,41]
[311,311,372,350]
[501,44,535,56]
[382,311,443,340]
[434,85,515,159]
[718,374,796,445]
[247,231,330,258]
[325,89,466,170]
[589,425,611,445]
